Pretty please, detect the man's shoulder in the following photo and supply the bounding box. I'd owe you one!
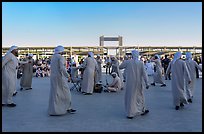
[6,53,13,58]
[179,59,186,64]
[116,76,121,80]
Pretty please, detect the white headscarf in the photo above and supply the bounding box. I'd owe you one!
[131,50,139,61]
[186,52,192,61]
[5,45,18,56]
[172,51,182,64]
[88,52,94,58]
[155,54,160,60]
[111,72,118,77]
[54,45,64,54]
[28,53,33,57]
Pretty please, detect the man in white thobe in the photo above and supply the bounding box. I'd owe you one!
[185,52,202,103]
[110,56,124,89]
[81,52,98,95]
[119,50,149,119]
[20,54,34,90]
[122,55,128,82]
[2,45,19,107]
[104,72,122,92]
[151,55,166,87]
[110,56,119,75]
[166,51,191,110]
[48,45,76,116]
[95,54,102,83]
[70,63,82,91]
[145,59,154,76]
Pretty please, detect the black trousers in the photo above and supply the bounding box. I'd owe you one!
[106,66,111,74]
[164,67,171,80]
[195,67,199,78]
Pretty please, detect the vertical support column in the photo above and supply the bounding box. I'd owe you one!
[118,36,123,57]
[100,36,104,46]
[193,46,196,56]
[35,49,38,60]
[27,48,30,55]
[70,46,72,57]
[118,36,122,46]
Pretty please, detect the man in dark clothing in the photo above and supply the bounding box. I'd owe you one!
[162,55,171,80]
[194,56,200,78]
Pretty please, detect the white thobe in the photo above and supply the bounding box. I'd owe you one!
[185,60,202,99]
[2,53,18,104]
[152,59,165,84]
[48,54,72,115]
[95,58,102,83]
[166,59,191,106]
[119,59,149,117]
[20,58,34,89]
[81,57,98,93]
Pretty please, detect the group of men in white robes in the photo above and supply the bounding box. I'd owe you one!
[3,45,202,119]
[166,51,202,110]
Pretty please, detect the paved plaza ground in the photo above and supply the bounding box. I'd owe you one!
[2,70,202,132]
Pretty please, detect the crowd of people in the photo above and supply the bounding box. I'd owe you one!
[2,45,202,119]
[17,56,51,78]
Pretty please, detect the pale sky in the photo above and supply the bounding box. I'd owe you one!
[2,2,202,47]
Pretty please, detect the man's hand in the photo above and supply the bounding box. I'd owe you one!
[68,77,71,82]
